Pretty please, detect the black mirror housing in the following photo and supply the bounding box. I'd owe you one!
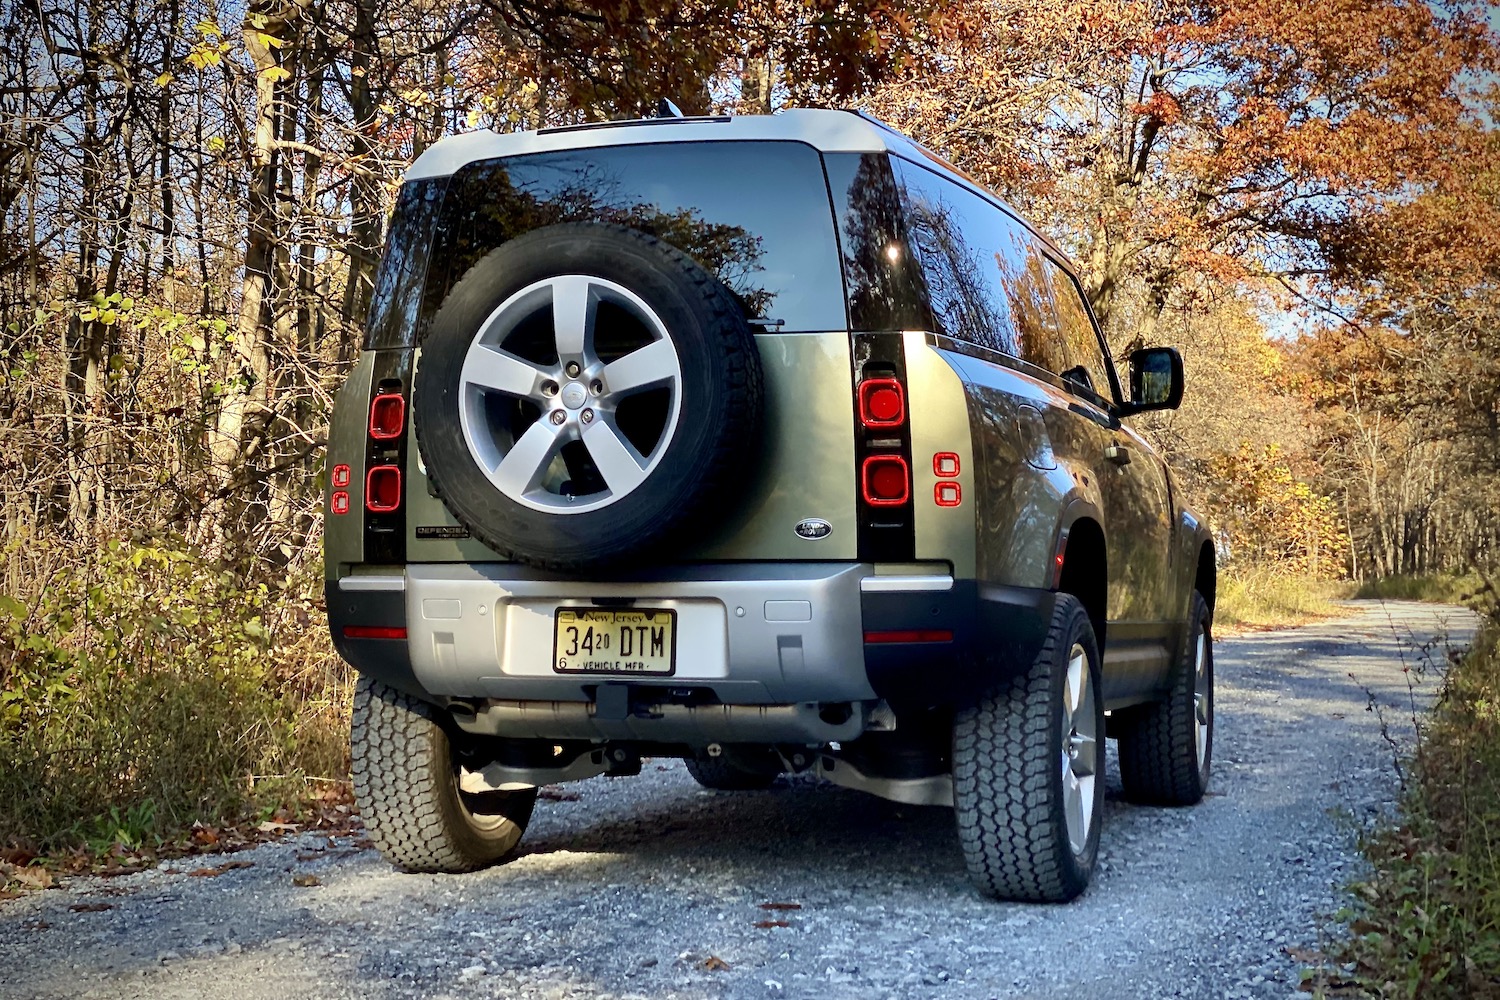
[1122,347,1183,415]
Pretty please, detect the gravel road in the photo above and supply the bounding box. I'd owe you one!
[0,600,1477,1000]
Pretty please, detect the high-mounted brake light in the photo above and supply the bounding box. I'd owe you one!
[862,455,910,506]
[369,393,406,440]
[858,378,905,428]
[365,465,402,513]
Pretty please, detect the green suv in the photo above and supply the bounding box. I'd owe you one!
[324,109,1217,902]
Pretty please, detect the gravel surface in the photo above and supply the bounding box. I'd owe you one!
[0,600,1476,1000]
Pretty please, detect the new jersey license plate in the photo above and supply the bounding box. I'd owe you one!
[552,608,677,675]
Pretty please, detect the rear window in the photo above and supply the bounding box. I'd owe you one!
[365,140,848,348]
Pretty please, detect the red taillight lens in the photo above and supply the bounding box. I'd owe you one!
[331,491,350,515]
[935,482,961,507]
[365,466,402,513]
[343,625,407,640]
[369,393,405,440]
[864,629,954,644]
[858,378,905,428]
[933,452,960,477]
[332,464,351,488]
[861,455,910,506]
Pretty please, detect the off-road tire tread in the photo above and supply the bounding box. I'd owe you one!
[413,223,763,572]
[350,676,535,873]
[952,595,1101,903]
[683,755,779,791]
[1116,591,1213,806]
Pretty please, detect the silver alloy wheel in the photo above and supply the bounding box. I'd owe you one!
[1193,631,1210,767]
[1059,641,1099,856]
[457,275,683,514]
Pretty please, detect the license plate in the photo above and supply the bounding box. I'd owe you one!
[552,608,676,675]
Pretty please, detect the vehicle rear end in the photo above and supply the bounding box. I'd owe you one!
[324,115,994,877]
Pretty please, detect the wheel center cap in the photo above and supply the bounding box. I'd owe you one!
[561,382,588,410]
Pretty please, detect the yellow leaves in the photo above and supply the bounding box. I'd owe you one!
[206,135,226,154]
[262,66,291,84]
[186,17,233,70]
[155,72,174,87]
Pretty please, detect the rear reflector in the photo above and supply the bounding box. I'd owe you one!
[343,625,407,640]
[935,482,961,507]
[331,491,350,515]
[864,629,954,644]
[369,393,406,440]
[365,465,402,512]
[332,464,351,488]
[858,378,905,428]
[934,452,960,477]
[861,455,910,506]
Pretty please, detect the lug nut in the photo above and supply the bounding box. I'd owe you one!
[549,410,566,425]
[590,379,604,395]
[541,380,559,397]
[581,409,594,424]
[565,361,581,378]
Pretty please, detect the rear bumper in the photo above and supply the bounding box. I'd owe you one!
[328,562,1056,737]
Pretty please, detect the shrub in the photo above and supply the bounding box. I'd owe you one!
[0,538,350,850]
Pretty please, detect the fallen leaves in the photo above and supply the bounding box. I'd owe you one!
[701,956,731,971]
[291,873,321,887]
[68,902,113,913]
[758,901,802,911]
[753,920,790,929]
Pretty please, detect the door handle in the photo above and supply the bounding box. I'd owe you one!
[1105,444,1132,466]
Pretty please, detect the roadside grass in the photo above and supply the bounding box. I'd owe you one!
[1214,569,1353,631]
[1353,572,1490,609]
[0,536,352,867]
[1313,599,1500,997]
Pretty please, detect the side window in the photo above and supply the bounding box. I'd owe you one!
[1042,258,1115,404]
[890,159,1019,355]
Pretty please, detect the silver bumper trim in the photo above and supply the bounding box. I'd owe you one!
[860,574,954,593]
[338,575,406,592]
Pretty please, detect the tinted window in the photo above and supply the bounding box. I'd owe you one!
[1042,257,1115,404]
[419,141,845,341]
[824,153,930,332]
[365,177,447,350]
[890,158,1021,355]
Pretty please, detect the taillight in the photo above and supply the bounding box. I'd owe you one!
[369,393,405,440]
[366,466,402,513]
[864,628,953,644]
[331,491,351,515]
[858,378,905,428]
[332,464,351,488]
[862,455,910,506]
[343,625,407,640]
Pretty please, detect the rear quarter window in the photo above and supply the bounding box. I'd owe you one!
[414,140,847,341]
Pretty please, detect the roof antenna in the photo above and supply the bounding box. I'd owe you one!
[655,98,685,119]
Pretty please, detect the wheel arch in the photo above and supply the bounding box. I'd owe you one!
[1194,537,1217,617]
[1055,506,1107,652]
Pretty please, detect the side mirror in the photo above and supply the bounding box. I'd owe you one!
[1121,347,1183,415]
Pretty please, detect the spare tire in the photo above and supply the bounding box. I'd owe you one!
[413,222,764,571]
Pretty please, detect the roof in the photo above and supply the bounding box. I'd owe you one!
[405,109,930,182]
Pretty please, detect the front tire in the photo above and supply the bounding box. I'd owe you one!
[952,595,1105,902]
[351,677,537,873]
[1116,590,1214,805]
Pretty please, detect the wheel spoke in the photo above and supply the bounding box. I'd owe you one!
[493,420,564,496]
[1064,648,1085,717]
[603,338,678,396]
[581,419,649,494]
[1071,733,1098,777]
[466,345,549,399]
[551,275,596,361]
[1064,770,1085,849]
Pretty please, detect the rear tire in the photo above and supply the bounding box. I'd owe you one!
[351,676,536,873]
[1116,590,1214,805]
[952,595,1105,902]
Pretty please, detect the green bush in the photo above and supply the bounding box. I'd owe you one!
[0,539,350,851]
[1330,610,1500,996]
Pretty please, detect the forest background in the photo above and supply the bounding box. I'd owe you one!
[0,0,1497,856]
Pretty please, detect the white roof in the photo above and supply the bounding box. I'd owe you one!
[405,109,916,181]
